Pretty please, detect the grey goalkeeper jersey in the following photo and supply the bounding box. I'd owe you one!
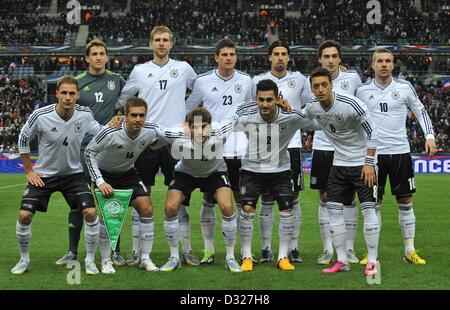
[75,70,126,150]
[235,102,317,173]
[85,122,158,186]
[18,104,102,177]
[157,119,237,178]
[304,92,378,167]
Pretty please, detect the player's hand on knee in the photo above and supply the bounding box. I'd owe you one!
[425,138,436,157]
[99,182,114,197]
[361,165,375,187]
[108,115,124,128]
[26,170,44,187]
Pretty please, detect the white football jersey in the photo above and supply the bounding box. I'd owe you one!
[85,122,158,186]
[117,59,197,127]
[313,70,363,151]
[304,92,378,167]
[252,71,313,148]
[156,119,236,178]
[186,69,252,157]
[356,78,435,154]
[18,104,102,177]
[235,102,316,173]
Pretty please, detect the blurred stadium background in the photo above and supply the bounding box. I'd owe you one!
[0,0,449,290]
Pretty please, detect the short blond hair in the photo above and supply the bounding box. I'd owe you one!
[372,48,394,63]
[56,75,78,90]
[150,26,173,42]
[85,38,108,56]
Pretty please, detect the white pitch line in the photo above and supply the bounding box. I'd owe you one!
[0,183,25,190]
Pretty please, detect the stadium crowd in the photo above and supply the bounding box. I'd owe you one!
[1,0,446,46]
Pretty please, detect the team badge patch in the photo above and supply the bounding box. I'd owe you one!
[170,69,179,78]
[240,186,247,195]
[335,113,345,124]
[74,121,82,133]
[391,90,400,100]
[341,80,349,90]
[107,80,116,91]
[106,199,121,215]
[139,138,146,149]
[234,83,242,93]
[279,122,288,133]
[287,79,296,88]
[310,176,317,185]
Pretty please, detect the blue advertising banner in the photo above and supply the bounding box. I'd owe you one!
[1,153,449,174]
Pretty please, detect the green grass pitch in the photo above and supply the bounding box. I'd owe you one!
[0,173,449,290]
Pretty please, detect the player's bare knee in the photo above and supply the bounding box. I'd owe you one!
[82,208,97,222]
[242,204,255,214]
[396,195,412,205]
[18,211,33,225]
[319,191,328,202]
[218,202,234,216]
[164,202,179,218]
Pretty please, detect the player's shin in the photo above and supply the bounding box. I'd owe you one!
[178,205,191,253]
[278,211,294,260]
[222,213,237,260]
[16,220,31,262]
[131,208,140,254]
[361,203,380,262]
[84,217,99,262]
[139,217,154,261]
[327,202,347,263]
[289,198,301,251]
[200,200,216,253]
[239,209,254,259]
[319,200,333,254]
[68,209,83,255]
[164,215,180,259]
[259,200,274,251]
[344,200,358,252]
[398,203,416,254]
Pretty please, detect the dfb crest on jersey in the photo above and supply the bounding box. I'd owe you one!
[391,89,400,100]
[107,80,116,91]
[340,80,349,90]
[234,83,242,94]
[287,79,296,88]
[310,176,317,185]
[139,138,146,149]
[240,186,247,195]
[74,121,82,133]
[170,69,179,78]
[279,122,288,133]
[335,113,345,124]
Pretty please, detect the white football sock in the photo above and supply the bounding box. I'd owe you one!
[289,198,301,251]
[131,208,140,253]
[278,211,294,260]
[327,202,347,264]
[259,200,274,250]
[164,215,180,259]
[200,200,216,253]
[319,201,333,254]
[178,204,191,253]
[139,217,154,261]
[398,203,416,254]
[375,203,381,230]
[16,220,31,262]
[239,210,254,259]
[84,217,99,263]
[344,199,358,252]
[222,213,237,260]
[361,202,380,262]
